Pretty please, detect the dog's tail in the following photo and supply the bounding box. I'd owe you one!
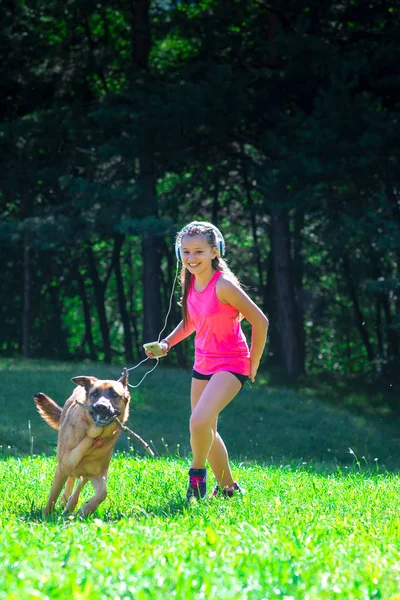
[33,392,62,430]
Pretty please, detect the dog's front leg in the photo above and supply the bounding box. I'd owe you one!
[77,473,107,517]
[63,476,88,514]
[60,476,76,508]
[43,467,68,516]
[65,432,102,471]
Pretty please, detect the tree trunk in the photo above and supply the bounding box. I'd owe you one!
[130,0,151,71]
[47,283,69,359]
[292,206,306,372]
[86,246,112,362]
[262,252,281,368]
[376,298,384,364]
[22,239,31,357]
[127,244,143,359]
[142,222,163,342]
[342,253,375,365]
[211,177,220,225]
[371,258,398,364]
[346,326,353,373]
[73,263,97,362]
[130,0,163,343]
[270,208,304,377]
[140,150,163,345]
[243,160,264,290]
[381,294,398,361]
[113,234,134,363]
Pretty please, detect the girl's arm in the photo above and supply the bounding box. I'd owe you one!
[216,278,269,382]
[144,320,195,358]
[164,320,195,348]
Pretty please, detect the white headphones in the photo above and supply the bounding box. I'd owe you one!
[175,221,226,262]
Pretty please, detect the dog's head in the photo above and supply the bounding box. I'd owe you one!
[72,368,130,427]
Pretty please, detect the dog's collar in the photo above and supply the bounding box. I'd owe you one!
[92,437,106,449]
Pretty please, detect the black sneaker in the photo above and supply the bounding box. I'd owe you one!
[187,467,207,501]
[212,482,242,498]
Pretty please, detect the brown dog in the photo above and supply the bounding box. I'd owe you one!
[33,369,130,517]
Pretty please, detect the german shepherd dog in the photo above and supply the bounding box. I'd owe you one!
[33,369,130,517]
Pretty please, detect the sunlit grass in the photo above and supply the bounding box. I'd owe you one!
[1,454,400,599]
[2,358,400,598]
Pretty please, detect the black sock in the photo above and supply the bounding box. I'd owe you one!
[189,467,207,476]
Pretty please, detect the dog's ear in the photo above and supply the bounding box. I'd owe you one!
[72,376,98,392]
[118,367,129,388]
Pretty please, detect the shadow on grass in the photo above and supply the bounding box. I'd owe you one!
[18,498,191,523]
[296,372,400,416]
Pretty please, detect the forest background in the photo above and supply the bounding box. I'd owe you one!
[1,0,399,402]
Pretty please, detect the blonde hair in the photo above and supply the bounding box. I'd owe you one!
[177,222,242,328]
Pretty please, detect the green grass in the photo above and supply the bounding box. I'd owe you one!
[2,455,400,599]
[1,357,400,468]
[1,358,400,598]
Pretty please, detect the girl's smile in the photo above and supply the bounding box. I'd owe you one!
[181,235,217,277]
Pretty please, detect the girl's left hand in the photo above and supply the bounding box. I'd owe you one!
[250,359,260,383]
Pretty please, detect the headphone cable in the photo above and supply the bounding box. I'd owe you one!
[158,259,180,342]
[126,259,180,388]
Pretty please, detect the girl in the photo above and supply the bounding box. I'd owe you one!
[145,221,269,500]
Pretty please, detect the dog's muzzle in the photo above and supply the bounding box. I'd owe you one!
[91,399,121,426]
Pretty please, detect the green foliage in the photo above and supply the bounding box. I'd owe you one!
[1,0,399,382]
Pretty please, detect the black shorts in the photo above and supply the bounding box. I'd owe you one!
[192,369,248,389]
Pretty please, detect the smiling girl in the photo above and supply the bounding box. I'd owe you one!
[145,221,269,501]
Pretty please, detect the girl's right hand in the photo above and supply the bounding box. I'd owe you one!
[250,358,260,383]
[144,340,170,359]
[159,340,170,355]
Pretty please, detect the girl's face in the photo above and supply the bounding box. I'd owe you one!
[181,234,217,275]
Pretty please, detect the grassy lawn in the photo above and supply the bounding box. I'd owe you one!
[2,455,400,599]
[1,357,400,468]
[1,358,400,599]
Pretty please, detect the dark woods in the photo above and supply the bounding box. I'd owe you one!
[1,1,399,382]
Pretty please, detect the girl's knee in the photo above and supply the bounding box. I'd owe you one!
[190,413,211,435]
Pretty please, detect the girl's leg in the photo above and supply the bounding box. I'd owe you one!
[190,372,241,478]
[207,431,236,489]
[191,379,234,487]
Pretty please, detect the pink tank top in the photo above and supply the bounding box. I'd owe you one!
[187,271,250,376]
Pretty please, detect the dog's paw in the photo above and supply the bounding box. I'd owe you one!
[87,425,104,438]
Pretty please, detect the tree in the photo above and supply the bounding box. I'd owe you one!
[1,0,399,386]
